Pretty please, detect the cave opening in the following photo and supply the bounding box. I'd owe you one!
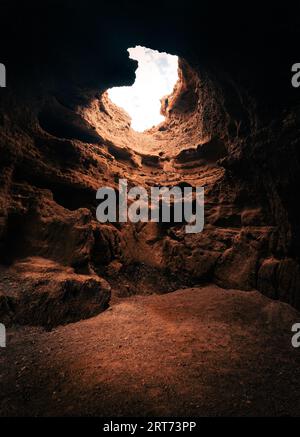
[2,1,300,418]
[83,54,218,161]
[107,46,179,132]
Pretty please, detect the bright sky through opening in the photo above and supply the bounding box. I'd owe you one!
[108,46,179,132]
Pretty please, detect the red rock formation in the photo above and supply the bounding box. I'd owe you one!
[2,0,300,420]
[0,0,300,327]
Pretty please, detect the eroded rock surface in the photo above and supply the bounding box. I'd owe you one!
[0,258,111,328]
[1,1,300,324]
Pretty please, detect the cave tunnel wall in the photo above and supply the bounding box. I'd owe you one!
[1,0,300,317]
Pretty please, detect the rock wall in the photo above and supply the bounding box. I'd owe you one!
[1,0,300,326]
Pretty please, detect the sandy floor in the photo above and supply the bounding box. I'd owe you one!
[1,285,300,416]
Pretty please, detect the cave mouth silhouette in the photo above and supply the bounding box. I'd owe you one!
[83,55,207,159]
[107,46,179,132]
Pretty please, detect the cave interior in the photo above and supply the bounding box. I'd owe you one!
[1,0,300,417]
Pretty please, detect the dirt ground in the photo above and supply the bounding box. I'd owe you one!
[1,285,300,417]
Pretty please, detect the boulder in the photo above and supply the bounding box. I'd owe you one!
[0,257,111,328]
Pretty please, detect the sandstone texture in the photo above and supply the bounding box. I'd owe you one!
[0,46,299,320]
[1,0,300,418]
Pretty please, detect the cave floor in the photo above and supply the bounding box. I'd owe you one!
[1,285,300,416]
